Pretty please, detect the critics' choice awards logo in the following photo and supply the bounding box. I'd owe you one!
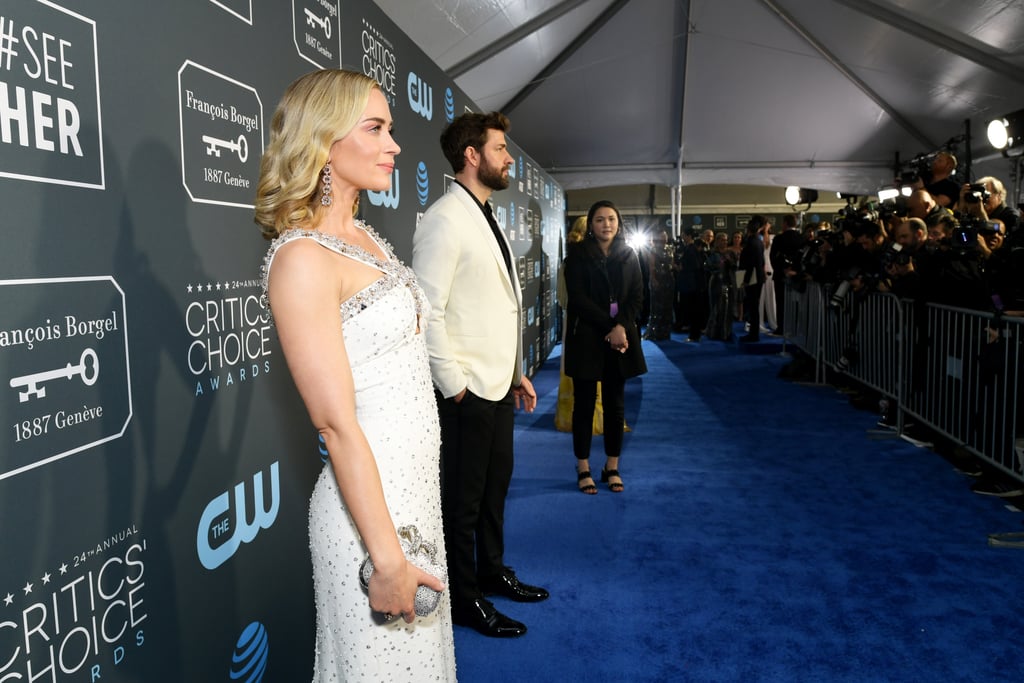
[178,61,263,209]
[360,17,396,106]
[0,531,149,680]
[0,1,104,188]
[229,621,269,683]
[185,279,271,398]
[197,462,280,570]
[0,277,132,482]
[292,0,340,68]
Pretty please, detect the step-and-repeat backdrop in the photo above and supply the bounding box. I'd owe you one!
[0,1,564,680]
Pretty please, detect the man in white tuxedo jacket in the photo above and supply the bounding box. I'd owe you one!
[413,112,548,638]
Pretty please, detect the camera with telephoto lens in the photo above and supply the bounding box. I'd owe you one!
[964,183,991,205]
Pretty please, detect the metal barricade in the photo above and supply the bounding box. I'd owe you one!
[784,284,1024,482]
[902,304,1023,478]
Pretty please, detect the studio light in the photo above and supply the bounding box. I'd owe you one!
[785,186,818,207]
[877,188,900,202]
[987,109,1024,152]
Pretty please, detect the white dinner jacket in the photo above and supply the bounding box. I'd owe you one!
[412,182,523,401]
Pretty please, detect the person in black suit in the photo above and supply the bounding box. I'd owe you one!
[770,213,806,336]
[738,215,770,341]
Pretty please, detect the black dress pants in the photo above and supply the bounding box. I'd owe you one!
[571,351,627,461]
[436,388,514,609]
[743,282,764,337]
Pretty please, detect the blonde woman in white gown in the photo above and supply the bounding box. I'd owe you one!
[255,69,456,682]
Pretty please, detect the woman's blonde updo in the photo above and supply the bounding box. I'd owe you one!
[254,69,379,239]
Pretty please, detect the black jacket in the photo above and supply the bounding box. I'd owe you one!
[564,237,648,381]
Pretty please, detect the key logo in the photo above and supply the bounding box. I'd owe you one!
[178,61,264,208]
[0,277,132,481]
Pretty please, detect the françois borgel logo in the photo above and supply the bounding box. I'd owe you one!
[178,61,263,209]
[0,0,104,189]
[185,278,271,398]
[0,277,132,482]
[209,0,253,25]
[293,0,341,69]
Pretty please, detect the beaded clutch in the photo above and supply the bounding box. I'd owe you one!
[359,525,446,617]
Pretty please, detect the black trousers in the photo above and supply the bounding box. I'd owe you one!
[743,282,764,336]
[571,351,627,461]
[436,388,514,609]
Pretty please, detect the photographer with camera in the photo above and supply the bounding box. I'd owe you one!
[968,176,1020,235]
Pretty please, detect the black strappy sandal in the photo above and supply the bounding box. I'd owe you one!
[577,469,598,495]
[601,468,624,493]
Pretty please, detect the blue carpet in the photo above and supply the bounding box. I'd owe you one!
[452,332,1024,682]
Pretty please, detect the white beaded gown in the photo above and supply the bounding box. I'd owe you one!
[261,223,457,682]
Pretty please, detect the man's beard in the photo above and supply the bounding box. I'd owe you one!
[479,157,509,192]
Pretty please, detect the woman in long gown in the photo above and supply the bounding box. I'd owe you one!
[255,69,456,682]
[705,232,736,340]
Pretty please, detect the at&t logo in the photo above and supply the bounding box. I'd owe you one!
[407,72,432,121]
[229,621,269,682]
[416,162,429,206]
[197,462,280,570]
[444,87,455,122]
[367,168,400,209]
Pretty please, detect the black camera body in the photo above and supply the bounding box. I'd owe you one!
[964,183,991,205]
[880,242,912,268]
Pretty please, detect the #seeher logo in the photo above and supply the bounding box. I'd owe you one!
[229,621,269,682]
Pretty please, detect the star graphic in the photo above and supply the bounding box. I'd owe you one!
[3,593,12,606]
[187,284,194,293]
[22,582,32,595]
[41,572,51,585]
[59,563,68,575]
[207,283,213,292]
[215,282,222,290]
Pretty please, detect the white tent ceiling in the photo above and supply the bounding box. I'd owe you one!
[374,0,1024,197]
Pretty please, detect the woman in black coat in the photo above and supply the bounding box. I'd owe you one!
[564,200,648,494]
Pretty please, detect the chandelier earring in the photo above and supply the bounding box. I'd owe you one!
[320,163,333,207]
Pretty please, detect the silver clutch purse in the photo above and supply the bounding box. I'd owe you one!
[359,525,446,617]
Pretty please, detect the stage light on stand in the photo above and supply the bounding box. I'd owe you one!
[785,186,818,208]
[987,109,1024,154]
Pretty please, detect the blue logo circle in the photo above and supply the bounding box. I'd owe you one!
[444,88,454,122]
[230,621,269,682]
[416,162,429,206]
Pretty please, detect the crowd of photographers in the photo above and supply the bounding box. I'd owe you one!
[780,172,1023,317]
[773,160,1024,494]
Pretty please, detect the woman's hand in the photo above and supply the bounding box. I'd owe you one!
[368,557,446,624]
[606,323,628,353]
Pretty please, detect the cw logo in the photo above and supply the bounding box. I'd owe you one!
[197,461,280,570]
[407,71,433,121]
[367,168,400,209]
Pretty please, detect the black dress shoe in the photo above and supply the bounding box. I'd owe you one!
[478,568,550,602]
[451,598,526,638]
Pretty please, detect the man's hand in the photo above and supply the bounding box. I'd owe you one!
[512,376,536,413]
